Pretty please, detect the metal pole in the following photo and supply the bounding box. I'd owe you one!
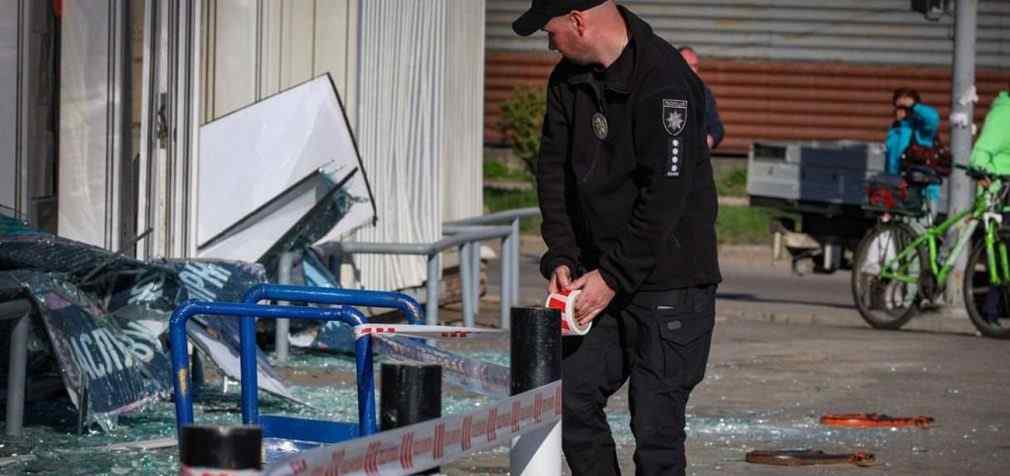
[472,241,482,323]
[179,425,262,473]
[511,218,521,305]
[510,307,562,475]
[380,363,441,474]
[945,0,978,306]
[4,300,30,438]
[275,251,295,363]
[459,242,474,327]
[329,252,343,288]
[500,238,511,330]
[502,229,514,301]
[426,252,440,325]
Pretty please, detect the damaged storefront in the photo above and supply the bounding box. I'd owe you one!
[2,0,486,438]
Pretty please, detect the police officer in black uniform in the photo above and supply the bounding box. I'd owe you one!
[513,1,721,475]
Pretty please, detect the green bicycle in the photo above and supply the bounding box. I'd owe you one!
[852,165,1010,338]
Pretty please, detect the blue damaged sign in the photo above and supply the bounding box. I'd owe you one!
[37,290,166,427]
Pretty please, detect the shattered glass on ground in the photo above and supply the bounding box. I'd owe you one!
[0,348,503,475]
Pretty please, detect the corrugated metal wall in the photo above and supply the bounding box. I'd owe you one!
[442,0,485,223]
[485,0,1010,155]
[352,0,447,291]
[488,0,1010,67]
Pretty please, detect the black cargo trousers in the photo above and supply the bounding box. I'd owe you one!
[562,285,716,476]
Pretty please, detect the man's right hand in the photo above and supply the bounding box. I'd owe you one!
[549,265,572,294]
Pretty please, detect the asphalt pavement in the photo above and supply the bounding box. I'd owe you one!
[449,238,1009,475]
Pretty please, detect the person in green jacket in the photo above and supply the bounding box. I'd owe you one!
[970,89,1010,175]
[969,89,1010,324]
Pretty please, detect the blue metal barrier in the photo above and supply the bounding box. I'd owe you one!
[242,283,424,324]
[168,301,377,442]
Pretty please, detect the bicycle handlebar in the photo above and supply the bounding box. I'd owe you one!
[954,163,1006,182]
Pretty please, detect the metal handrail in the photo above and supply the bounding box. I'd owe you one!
[314,208,542,330]
[447,207,541,315]
[332,225,513,256]
[443,207,540,227]
[322,226,515,328]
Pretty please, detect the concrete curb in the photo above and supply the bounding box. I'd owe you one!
[715,305,981,337]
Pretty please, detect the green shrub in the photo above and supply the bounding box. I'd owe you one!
[484,188,541,233]
[483,160,532,182]
[716,167,749,197]
[716,206,772,244]
[499,86,547,176]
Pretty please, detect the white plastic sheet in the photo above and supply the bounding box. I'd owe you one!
[195,74,374,261]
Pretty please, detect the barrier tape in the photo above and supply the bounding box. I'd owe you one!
[373,335,511,398]
[180,467,262,476]
[263,380,562,476]
[353,324,504,341]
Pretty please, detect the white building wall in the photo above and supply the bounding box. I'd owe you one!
[59,0,130,249]
[202,0,358,124]
[0,0,20,216]
[201,0,487,291]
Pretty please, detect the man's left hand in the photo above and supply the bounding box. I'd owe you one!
[569,269,616,325]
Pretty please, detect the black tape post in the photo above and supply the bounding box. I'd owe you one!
[510,307,562,395]
[380,363,442,430]
[179,425,262,471]
[381,363,442,475]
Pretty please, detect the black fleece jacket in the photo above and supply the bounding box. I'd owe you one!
[536,6,721,295]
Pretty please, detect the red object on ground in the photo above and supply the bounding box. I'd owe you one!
[820,413,934,428]
[745,449,877,467]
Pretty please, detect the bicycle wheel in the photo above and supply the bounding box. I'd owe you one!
[851,223,925,329]
[963,239,1010,339]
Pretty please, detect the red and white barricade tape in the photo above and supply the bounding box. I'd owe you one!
[181,467,261,476]
[372,335,511,398]
[353,324,504,341]
[264,380,562,476]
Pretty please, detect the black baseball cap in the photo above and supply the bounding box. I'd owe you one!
[512,0,608,37]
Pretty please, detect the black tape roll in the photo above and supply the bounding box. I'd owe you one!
[380,363,442,430]
[510,306,562,395]
[179,425,262,470]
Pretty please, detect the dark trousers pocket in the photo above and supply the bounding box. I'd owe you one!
[655,310,714,389]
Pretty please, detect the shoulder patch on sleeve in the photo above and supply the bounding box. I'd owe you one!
[662,99,688,136]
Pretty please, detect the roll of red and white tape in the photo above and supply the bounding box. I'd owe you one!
[544,289,591,336]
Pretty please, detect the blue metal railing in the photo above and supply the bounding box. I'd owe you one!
[242,284,424,325]
[168,301,377,440]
